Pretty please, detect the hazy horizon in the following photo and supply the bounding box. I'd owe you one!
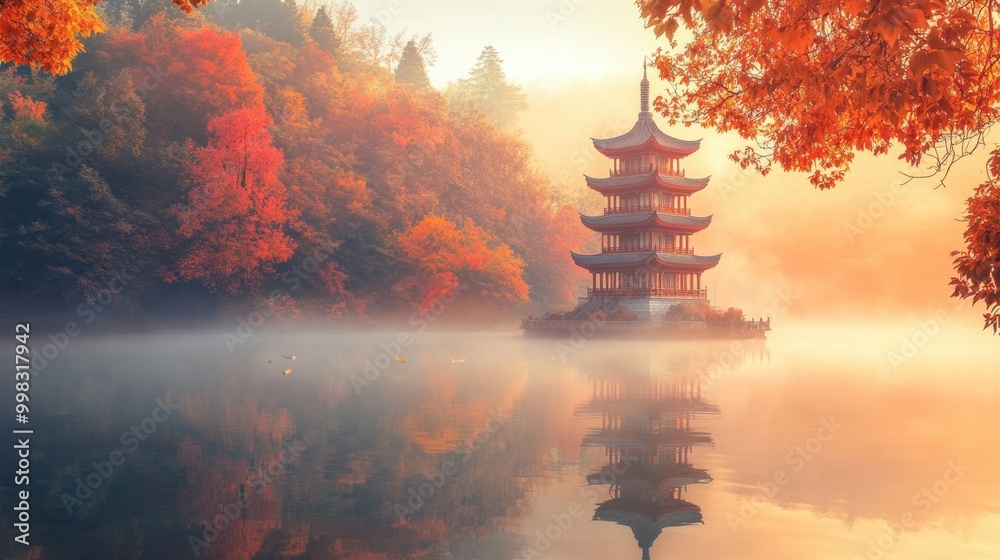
[347,0,989,327]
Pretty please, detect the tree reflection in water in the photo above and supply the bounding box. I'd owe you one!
[1,334,768,560]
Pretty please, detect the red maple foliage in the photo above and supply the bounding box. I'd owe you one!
[0,8,590,319]
[105,17,264,140]
[176,105,296,294]
[952,151,1000,332]
[0,0,213,75]
[398,215,529,310]
[0,0,104,74]
[7,91,47,121]
[638,0,1000,330]
[639,0,1000,186]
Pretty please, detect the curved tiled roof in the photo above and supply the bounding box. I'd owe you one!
[570,251,722,269]
[592,116,701,154]
[582,428,713,448]
[585,464,713,487]
[571,252,650,266]
[594,498,703,526]
[580,212,713,230]
[585,171,710,192]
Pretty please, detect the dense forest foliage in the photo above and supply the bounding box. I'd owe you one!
[0,0,590,322]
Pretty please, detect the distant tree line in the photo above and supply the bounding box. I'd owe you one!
[0,0,589,321]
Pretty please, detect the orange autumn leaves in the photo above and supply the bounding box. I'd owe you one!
[178,106,295,294]
[107,19,294,294]
[105,21,266,141]
[0,0,211,74]
[952,165,1000,333]
[0,6,584,317]
[399,215,529,310]
[639,0,1000,187]
[639,0,1000,330]
[7,90,47,121]
[0,0,104,74]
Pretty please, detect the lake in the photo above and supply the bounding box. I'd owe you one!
[3,325,999,559]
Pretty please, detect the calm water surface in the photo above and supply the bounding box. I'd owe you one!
[3,325,999,559]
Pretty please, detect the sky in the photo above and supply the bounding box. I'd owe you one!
[348,0,992,332]
[349,0,659,88]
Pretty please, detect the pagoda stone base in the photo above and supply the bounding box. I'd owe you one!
[580,296,701,321]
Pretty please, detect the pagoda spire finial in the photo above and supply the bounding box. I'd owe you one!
[640,60,651,118]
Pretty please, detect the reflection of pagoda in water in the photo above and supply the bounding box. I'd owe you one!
[577,362,719,560]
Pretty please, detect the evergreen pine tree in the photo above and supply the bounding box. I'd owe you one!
[394,39,431,90]
[309,6,340,54]
[228,0,305,46]
[448,46,527,128]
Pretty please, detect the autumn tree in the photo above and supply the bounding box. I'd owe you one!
[398,215,529,310]
[170,0,211,11]
[0,6,583,321]
[434,116,589,309]
[953,178,1000,332]
[447,46,527,128]
[175,105,295,294]
[0,0,105,74]
[269,87,368,317]
[314,67,452,304]
[350,20,405,69]
[103,17,264,142]
[0,0,211,74]
[395,39,431,90]
[1,88,50,150]
[637,0,1000,331]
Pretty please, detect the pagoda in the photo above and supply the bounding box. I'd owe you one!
[576,352,719,560]
[571,65,720,320]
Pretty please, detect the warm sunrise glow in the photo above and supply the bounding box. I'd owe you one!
[1,1,997,559]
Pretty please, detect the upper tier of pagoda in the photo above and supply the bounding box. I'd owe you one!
[592,118,701,158]
[591,66,701,158]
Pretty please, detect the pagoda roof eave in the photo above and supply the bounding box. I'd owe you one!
[584,171,711,193]
[570,251,722,272]
[594,499,703,526]
[591,117,701,156]
[586,473,713,488]
[587,464,713,487]
[582,433,714,449]
[580,212,713,233]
